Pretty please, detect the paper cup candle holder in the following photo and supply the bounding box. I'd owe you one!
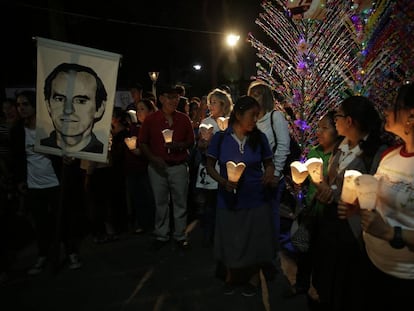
[162,129,174,153]
[199,123,214,141]
[341,169,362,204]
[290,157,323,185]
[290,161,309,184]
[354,174,379,210]
[304,158,323,183]
[217,117,229,131]
[124,136,137,150]
[226,161,246,193]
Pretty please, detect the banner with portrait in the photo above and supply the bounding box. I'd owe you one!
[35,37,121,163]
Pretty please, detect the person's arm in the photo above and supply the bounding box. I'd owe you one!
[272,111,290,177]
[361,209,414,252]
[206,156,237,192]
[262,158,275,186]
[139,143,167,170]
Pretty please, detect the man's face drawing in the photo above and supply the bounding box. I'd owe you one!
[47,70,104,139]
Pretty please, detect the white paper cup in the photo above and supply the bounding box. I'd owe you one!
[161,129,174,143]
[226,161,246,182]
[341,169,362,204]
[290,161,309,184]
[354,174,378,210]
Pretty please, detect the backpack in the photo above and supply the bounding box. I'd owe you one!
[270,110,302,177]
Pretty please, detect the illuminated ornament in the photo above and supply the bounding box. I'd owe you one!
[294,119,311,131]
[296,60,308,76]
[286,0,327,20]
[297,38,309,54]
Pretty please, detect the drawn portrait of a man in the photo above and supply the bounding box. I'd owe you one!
[40,63,107,153]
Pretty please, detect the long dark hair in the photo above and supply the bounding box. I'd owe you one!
[229,95,263,151]
[393,83,414,119]
[340,96,385,158]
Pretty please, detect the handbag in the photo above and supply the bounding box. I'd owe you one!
[290,208,311,253]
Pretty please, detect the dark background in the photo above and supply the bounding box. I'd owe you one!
[1,0,266,98]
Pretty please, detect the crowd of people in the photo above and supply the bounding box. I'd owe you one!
[0,79,413,309]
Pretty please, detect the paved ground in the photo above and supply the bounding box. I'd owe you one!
[0,223,310,311]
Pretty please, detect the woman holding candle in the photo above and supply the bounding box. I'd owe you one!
[206,95,275,296]
[124,99,157,234]
[193,88,233,247]
[311,96,388,311]
[354,84,414,309]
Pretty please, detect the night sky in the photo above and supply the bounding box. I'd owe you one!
[1,0,264,98]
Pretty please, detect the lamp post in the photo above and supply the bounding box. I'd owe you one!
[148,71,159,99]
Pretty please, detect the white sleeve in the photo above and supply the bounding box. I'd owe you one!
[272,111,290,176]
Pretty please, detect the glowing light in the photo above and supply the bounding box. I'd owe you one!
[226,34,240,47]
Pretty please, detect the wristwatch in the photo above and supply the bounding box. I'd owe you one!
[389,226,405,249]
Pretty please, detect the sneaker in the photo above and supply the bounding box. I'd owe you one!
[27,257,47,275]
[175,239,190,251]
[68,253,82,270]
[134,228,145,235]
[223,282,236,295]
[241,283,258,297]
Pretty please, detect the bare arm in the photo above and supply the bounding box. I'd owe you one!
[139,143,167,170]
[206,156,237,192]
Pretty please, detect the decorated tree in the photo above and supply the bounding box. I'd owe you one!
[248,0,414,153]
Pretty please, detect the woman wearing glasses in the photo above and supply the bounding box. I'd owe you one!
[311,96,388,311]
[352,84,414,309]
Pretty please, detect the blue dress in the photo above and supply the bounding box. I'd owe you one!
[207,127,276,268]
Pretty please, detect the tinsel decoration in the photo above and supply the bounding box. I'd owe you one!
[248,0,414,153]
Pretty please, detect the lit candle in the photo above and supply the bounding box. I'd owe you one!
[354,174,379,210]
[124,136,137,150]
[290,161,309,184]
[199,123,214,141]
[341,169,362,204]
[217,117,229,131]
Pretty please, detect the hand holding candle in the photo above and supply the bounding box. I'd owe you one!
[354,174,378,210]
[162,129,174,153]
[226,161,246,193]
[217,117,229,131]
[341,170,362,204]
[290,161,309,185]
[199,123,214,141]
[124,136,137,150]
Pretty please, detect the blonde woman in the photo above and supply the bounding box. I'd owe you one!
[193,88,233,246]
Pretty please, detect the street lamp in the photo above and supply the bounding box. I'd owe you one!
[148,71,159,99]
[226,34,240,48]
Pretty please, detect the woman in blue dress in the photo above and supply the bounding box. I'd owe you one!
[206,95,275,296]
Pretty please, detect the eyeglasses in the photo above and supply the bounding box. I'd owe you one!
[334,114,347,121]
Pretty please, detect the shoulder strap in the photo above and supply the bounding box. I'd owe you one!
[270,110,277,151]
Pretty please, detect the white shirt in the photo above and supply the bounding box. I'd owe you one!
[25,127,59,189]
[256,110,290,177]
[363,145,414,279]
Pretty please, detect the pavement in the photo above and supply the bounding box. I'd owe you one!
[0,222,310,311]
